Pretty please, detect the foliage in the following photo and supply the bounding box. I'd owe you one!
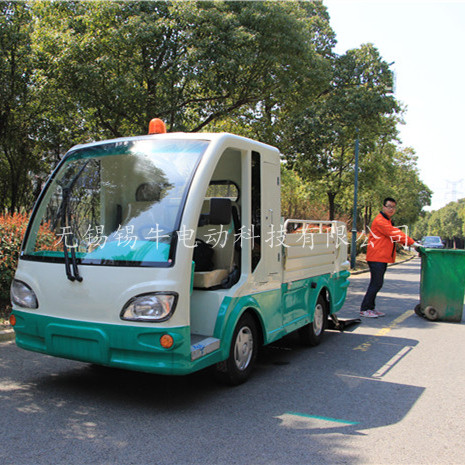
[387,148,432,226]
[411,211,430,239]
[0,212,56,299]
[31,1,330,138]
[0,2,45,212]
[281,168,328,220]
[347,231,370,258]
[0,0,431,248]
[357,145,431,230]
[283,43,402,220]
[412,199,465,247]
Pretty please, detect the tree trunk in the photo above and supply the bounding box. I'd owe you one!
[364,204,372,232]
[327,191,336,220]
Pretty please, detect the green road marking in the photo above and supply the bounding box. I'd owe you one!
[286,412,359,425]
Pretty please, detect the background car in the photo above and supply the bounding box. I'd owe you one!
[421,236,445,248]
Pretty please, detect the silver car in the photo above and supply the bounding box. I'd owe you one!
[421,236,444,249]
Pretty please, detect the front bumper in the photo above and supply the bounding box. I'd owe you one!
[12,310,197,375]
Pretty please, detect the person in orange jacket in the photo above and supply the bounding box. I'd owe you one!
[360,197,418,318]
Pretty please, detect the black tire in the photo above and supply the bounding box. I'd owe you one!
[424,306,439,321]
[414,304,424,317]
[299,294,328,347]
[215,313,258,386]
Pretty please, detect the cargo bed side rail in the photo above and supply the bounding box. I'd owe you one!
[282,219,349,282]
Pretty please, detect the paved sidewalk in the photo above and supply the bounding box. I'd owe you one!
[0,326,13,342]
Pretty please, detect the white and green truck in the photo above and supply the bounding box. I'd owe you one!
[10,123,350,384]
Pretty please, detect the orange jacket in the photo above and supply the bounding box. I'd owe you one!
[366,212,415,263]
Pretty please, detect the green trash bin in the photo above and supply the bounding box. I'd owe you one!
[415,247,465,322]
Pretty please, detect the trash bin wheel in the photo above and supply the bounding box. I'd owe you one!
[424,306,438,321]
[414,304,424,317]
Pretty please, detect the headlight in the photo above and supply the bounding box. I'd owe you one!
[120,292,178,322]
[11,280,38,309]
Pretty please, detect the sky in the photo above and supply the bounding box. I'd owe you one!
[324,0,465,211]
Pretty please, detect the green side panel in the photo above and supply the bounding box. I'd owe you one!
[418,247,465,322]
[281,271,349,332]
[282,279,315,332]
[213,290,285,358]
[11,311,206,375]
[213,271,350,359]
[330,270,351,313]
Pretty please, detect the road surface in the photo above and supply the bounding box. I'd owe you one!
[1,257,464,464]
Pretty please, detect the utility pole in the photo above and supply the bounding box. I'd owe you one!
[350,129,360,269]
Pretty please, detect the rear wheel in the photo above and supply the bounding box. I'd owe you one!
[299,294,328,346]
[414,304,424,317]
[215,313,258,386]
[424,306,438,321]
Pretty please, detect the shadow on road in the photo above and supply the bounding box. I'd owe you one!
[0,257,439,464]
[0,326,424,465]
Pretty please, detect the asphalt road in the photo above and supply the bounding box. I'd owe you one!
[1,257,464,465]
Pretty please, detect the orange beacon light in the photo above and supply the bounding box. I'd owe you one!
[148,118,167,135]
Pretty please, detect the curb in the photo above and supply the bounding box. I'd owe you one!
[0,327,14,342]
[350,254,418,275]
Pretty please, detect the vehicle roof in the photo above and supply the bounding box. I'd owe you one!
[66,132,280,156]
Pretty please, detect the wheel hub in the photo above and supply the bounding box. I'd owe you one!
[234,327,253,371]
[313,303,324,336]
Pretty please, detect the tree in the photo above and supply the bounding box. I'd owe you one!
[414,200,465,248]
[0,0,433,228]
[411,211,431,240]
[354,143,431,234]
[0,2,41,212]
[32,1,331,143]
[428,210,442,236]
[209,0,336,146]
[283,43,400,219]
[281,167,327,220]
[440,202,463,247]
[387,148,431,227]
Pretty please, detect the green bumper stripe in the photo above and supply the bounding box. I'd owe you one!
[12,311,214,375]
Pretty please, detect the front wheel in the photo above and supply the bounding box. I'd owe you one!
[299,294,328,346]
[215,313,258,386]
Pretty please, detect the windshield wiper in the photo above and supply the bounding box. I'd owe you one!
[70,243,82,282]
[58,162,89,282]
[61,187,83,282]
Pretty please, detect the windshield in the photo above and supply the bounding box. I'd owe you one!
[423,236,441,244]
[23,138,208,267]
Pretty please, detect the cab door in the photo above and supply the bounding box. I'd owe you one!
[250,151,282,286]
[262,160,282,279]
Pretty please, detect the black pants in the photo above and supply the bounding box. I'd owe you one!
[360,261,388,311]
